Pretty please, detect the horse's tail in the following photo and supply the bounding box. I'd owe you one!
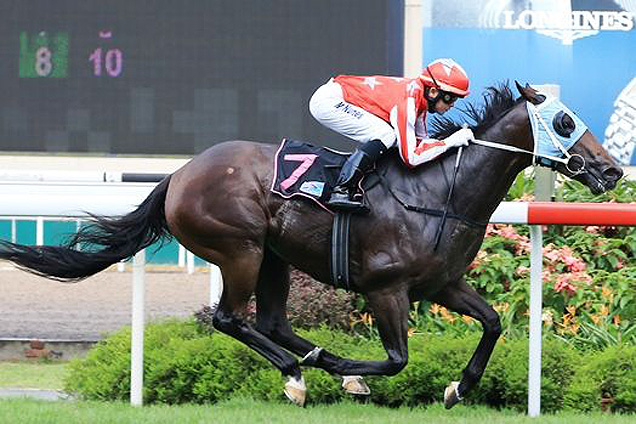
[0,176,173,282]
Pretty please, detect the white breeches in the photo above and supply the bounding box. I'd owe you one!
[309,79,396,149]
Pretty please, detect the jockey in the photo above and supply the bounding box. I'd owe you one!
[309,58,474,212]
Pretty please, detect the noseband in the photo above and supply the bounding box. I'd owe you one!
[470,96,589,175]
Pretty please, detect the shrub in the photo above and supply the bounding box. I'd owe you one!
[286,269,357,332]
[65,319,634,413]
[194,268,357,333]
[475,338,579,412]
[65,319,268,404]
[440,178,636,347]
[564,344,636,413]
[64,319,201,401]
[366,334,480,407]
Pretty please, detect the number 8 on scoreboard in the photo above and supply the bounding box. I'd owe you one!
[19,31,69,78]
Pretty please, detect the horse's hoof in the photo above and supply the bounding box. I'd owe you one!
[444,381,463,409]
[342,375,370,395]
[284,376,306,407]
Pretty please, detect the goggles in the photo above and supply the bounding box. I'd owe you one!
[440,91,460,104]
[425,65,462,105]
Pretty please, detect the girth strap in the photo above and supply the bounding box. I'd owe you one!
[330,212,351,290]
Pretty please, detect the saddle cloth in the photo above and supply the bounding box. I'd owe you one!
[271,139,352,210]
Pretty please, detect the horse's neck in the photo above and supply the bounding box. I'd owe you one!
[452,144,528,222]
[377,101,533,224]
[379,119,531,224]
[381,145,525,222]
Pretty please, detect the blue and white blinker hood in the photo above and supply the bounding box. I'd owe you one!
[526,94,588,174]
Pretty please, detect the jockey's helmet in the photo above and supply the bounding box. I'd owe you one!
[420,58,470,97]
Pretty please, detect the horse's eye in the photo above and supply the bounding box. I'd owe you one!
[553,111,575,137]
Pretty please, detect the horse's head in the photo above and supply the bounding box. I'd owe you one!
[515,81,623,194]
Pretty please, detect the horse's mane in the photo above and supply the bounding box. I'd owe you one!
[429,82,523,139]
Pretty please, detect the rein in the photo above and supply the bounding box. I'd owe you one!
[470,138,584,174]
[433,146,463,251]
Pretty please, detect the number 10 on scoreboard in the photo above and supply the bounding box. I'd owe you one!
[19,31,69,78]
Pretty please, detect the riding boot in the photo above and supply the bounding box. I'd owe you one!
[327,140,386,212]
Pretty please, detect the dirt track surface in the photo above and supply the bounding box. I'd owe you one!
[0,266,209,340]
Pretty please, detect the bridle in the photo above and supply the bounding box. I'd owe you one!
[470,96,588,176]
[433,95,589,250]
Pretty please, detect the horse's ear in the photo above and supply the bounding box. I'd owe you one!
[515,81,545,105]
[514,81,531,101]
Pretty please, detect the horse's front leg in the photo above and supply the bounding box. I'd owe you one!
[430,277,502,409]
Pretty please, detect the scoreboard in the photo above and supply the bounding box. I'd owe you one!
[0,1,403,155]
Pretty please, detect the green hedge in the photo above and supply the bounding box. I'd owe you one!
[564,345,636,413]
[65,320,636,412]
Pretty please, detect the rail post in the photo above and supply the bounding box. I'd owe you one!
[130,249,146,406]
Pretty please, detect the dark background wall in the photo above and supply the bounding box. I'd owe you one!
[0,0,404,154]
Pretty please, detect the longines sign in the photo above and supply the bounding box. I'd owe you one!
[497,10,635,44]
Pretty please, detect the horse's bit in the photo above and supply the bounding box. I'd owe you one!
[470,94,590,176]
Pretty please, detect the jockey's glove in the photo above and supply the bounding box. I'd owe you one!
[444,128,474,147]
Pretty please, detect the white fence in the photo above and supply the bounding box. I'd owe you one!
[0,215,199,273]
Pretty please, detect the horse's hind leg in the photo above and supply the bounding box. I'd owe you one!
[211,247,306,405]
[253,249,313,354]
[430,277,502,409]
[282,287,411,379]
[285,286,411,377]
[254,249,371,395]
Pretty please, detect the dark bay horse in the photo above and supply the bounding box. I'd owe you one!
[0,82,622,408]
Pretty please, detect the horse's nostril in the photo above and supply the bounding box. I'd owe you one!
[602,166,623,181]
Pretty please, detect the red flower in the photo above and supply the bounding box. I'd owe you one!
[554,277,577,296]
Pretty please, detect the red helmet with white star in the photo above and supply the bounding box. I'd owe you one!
[420,58,470,97]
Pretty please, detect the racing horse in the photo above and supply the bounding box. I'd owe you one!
[0,82,622,408]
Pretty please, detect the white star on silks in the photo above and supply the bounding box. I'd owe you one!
[438,59,454,77]
[407,80,421,95]
[363,77,381,90]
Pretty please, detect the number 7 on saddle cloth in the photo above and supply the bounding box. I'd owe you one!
[271,139,351,209]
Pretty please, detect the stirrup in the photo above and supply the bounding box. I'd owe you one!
[326,191,369,213]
